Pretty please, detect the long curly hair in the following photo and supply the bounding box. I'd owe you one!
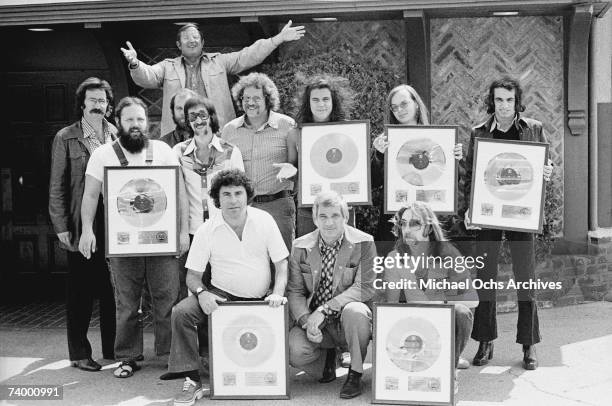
[231,72,280,113]
[295,75,350,124]
[391,202,446,255]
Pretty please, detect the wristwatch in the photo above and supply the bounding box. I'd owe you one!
[195,287,205,297]
[318,303,331,315]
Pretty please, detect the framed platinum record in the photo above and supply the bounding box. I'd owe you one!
[104,166,179,257]
[469,138,548,233]
[384,125,458,214]
[373,303,455,405]
[209,302,289,399]
[298,121,371,207]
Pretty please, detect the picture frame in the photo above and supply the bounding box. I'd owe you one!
[384,125,458,214]
[104,166,179,257]
[469,138,549,233]
[298,120,371,207]
[208,302,289,400]
[372,303,455,406]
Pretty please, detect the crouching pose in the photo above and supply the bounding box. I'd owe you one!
[383,202,478,392]
[287,191,377,399]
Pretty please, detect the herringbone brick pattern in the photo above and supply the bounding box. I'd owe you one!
[430,16,565,236]
[281,20,407,83]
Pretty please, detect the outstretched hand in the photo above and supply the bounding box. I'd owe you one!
[277,20,306,43]
[120,41,138,65]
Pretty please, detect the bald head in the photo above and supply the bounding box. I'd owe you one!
[171,88,198,129]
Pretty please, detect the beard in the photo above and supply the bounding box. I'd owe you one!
[118,126,147,153]
[172,114,190,131]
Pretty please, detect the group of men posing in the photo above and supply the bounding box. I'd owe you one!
[49,20,551,406]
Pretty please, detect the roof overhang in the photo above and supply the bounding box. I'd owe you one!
[0,0,609,27]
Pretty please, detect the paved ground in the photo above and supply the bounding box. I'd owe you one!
[1,302,611,406]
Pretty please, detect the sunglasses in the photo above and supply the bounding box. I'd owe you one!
[188,111,209,122]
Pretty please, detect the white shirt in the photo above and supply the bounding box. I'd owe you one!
[186,206,289,298]
[173,135,244,234]
[86,139,179,184]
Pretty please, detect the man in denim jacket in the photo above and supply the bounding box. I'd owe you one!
[121,21,305,135]
[288,191,376,399]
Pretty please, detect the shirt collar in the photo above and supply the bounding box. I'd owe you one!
[319,233,344,252]
[81,117,111,140]
[489,114,519,132]
[293,225,372,249]
[236,110,280,131]
[209,206,252,231]
[182,134,225,156]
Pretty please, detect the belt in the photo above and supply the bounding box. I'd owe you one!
[253,190,291,203]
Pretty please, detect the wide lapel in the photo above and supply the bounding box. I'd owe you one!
[173,58,186,88]
[308,242,322,295]
[332,239,354,292]
[200,55,212,97]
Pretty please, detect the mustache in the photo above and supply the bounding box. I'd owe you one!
[90,108,104,115]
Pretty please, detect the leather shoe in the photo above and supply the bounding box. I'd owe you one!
[340,369,363,399]
[71,358,101,372]
[472,341,494,366]
[318,348,336,383]
[522,345,538,370]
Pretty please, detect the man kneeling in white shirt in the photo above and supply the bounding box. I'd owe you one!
[167,169,289,406]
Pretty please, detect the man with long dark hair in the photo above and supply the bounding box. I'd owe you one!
[463,77,553,370]
[49,77,117,371]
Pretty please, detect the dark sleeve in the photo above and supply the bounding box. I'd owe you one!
[460,129,477,219]
[48,133,69,234]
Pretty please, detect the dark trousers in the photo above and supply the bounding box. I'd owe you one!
[470,229,541,345]
[66,208,116,360]
[168,285,263,373]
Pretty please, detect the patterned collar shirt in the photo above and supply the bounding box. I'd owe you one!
[221,110,295,195]
[174,134,244,234]
[310,233,344,311]
[81,117,114,152]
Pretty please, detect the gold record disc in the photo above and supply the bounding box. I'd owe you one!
[396,138,446,186]
[116,178,167,227]
[310,132,359,179]
[221,314,275,367]
[385,317,442,373]
[484,152,534,200]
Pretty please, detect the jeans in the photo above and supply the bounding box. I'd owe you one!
[470,229,541,345]
[251,196,295,251]
[289,302,372,376]
[108,256,179,361]
[167,286,263,373]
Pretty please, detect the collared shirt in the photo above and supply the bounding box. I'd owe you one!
[311,234,344,310]
[81,117,113,152]
[489,114,519,132]
[221,110,296,195]
[185,206,289,298]
[183,57,208,98]
[173,135,244,234]
[490,115,520,140]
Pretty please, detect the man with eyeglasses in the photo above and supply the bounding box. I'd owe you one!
[121,21,305,137]
[221,72,298,251]
[49,77,117,372]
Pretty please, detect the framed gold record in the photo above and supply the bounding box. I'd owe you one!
[469,138,548,233]
[209,302,289,399]
[298,121,371,207]
[384,125,459,214]
[373,303,455,405]
[104,166,179,257]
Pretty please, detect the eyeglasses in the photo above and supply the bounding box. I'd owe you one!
[399,219,422,230]
[87,98,108,105]
[390,100,411,113]
[188,111,209,122]
[241,96,263,104]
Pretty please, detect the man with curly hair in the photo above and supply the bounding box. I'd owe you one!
[221,72,298,250]
[166,169,289,406]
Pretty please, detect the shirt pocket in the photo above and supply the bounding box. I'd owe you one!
[340,265,358,289]
[68,145,88,178]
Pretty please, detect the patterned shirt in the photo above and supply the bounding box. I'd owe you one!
[310,234,344,311]
[81,117,113,152]
[174,135,244,234]
[221,110,295,195]
[184,57,208,98]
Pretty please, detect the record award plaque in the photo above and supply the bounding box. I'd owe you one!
[104,166,179,257]
[385,125,458,214]
[298,121,371,207]
[373,303,455,405]
[469,138,548,233]
[209,302,289,399]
